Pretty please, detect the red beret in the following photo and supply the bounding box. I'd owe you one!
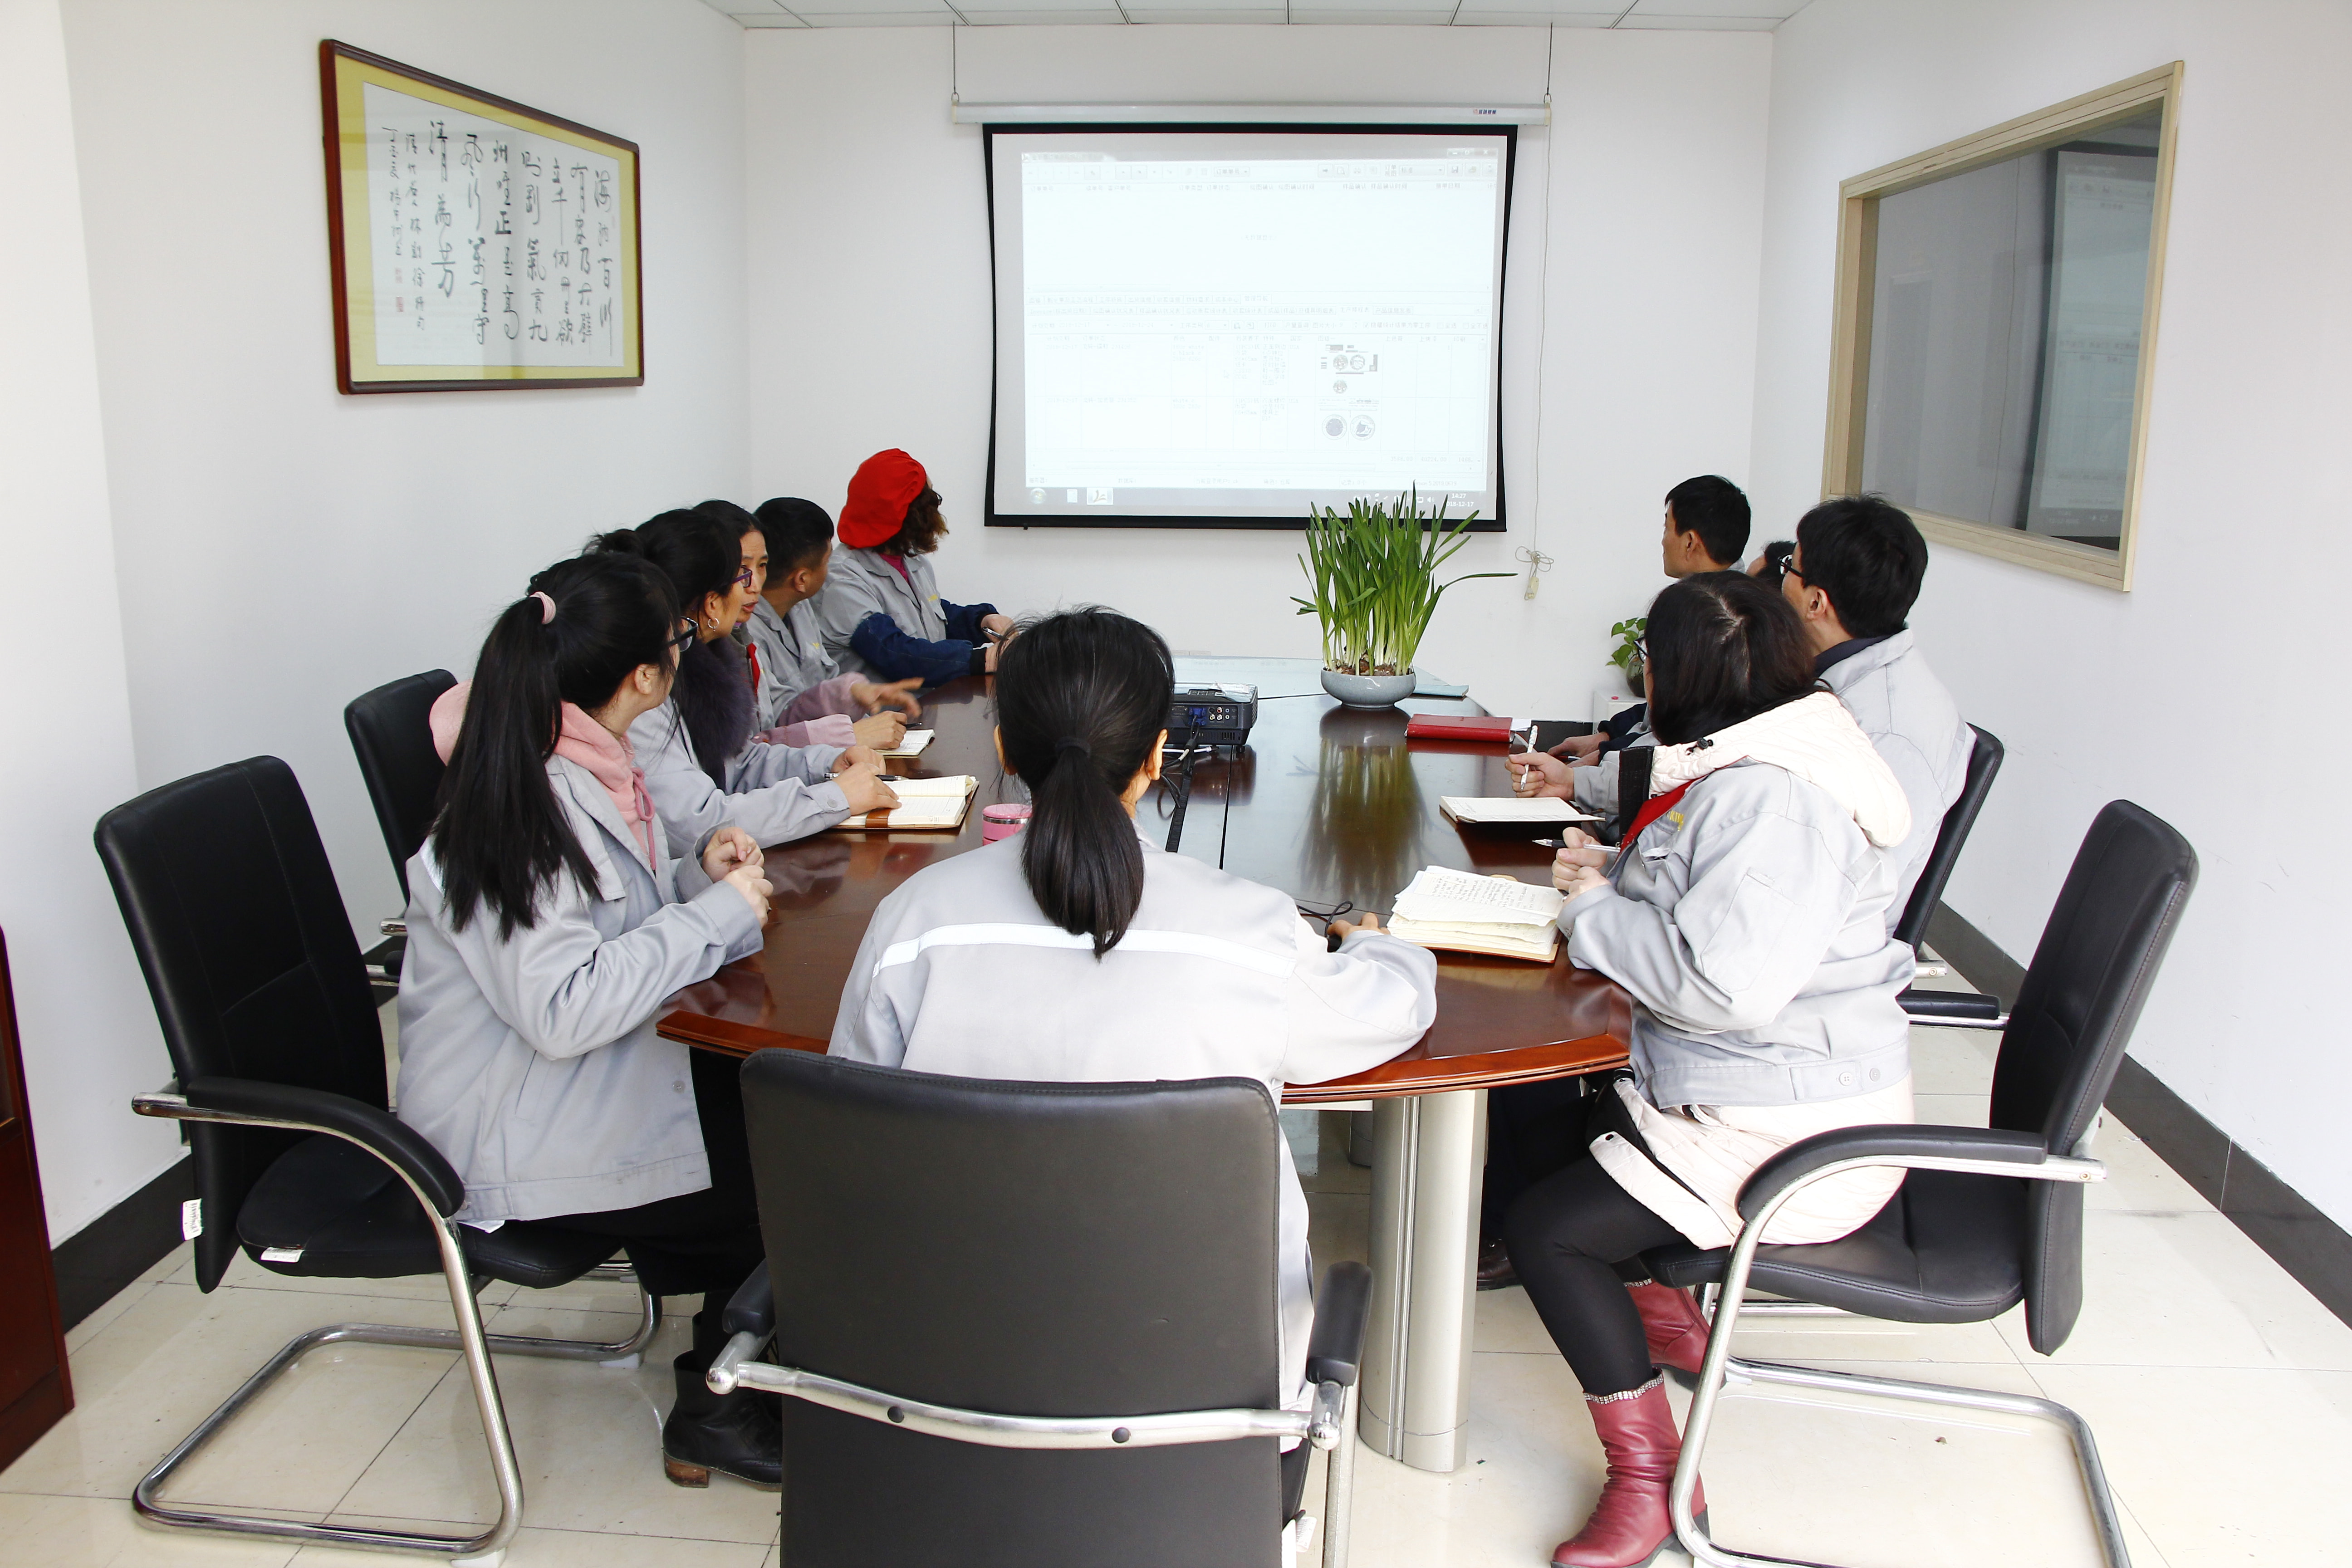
[839,449,930,549]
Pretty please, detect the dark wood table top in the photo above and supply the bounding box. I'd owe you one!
[657,658,1632,1101]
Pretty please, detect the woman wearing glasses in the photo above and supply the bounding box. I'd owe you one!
[589,510,902,852]
[813,449,1015,686]
[397,549,787,1489]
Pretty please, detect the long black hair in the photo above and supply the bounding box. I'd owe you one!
[993,608,1174,956]
[591,511,750,781]
[1643,572,1818,745]
[432,553,679,938]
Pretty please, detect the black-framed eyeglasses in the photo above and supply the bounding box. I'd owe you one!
[669,618,697,655]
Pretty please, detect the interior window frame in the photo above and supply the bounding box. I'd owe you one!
[1822,63,2183,591]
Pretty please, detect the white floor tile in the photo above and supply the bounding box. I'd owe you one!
[6,1282,469,1507]
[2087,1112,2216,1215]
[1999,1210,2352,1371]
[2029,1364,2352,1568]
[292,1522,769,1567]
[0,1490,301,1567]
[334,1306,777,1544]
[1689,1358,2107,1567]
[1907,1026,1999,1095]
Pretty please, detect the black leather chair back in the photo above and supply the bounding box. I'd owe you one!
[344,670,456,899]
[1892,725,2004,950]
[1989,800,2195,1352]
[740,1049,1286,1568]
[95,758,387,1291]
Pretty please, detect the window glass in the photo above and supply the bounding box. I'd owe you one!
[1860,108,2161,553]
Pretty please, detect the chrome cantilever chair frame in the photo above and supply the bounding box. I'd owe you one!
[706,1333,1361,1568]
[1669,1142,2128,1568]
[130,1087,661,1568]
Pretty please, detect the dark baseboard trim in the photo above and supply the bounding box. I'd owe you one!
[1931,902,2352,1330]
[50,1155,189,1331]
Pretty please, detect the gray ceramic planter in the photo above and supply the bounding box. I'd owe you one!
[1320,668,1417,709]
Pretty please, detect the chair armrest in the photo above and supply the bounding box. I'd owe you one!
[1306,1260,1372,1388]
[1735,1124,2048,1222]
[176,1075,465,1217]
[723,1260,774,1338]
[1897,988,2004,1022]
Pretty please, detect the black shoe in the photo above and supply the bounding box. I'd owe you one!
[663,1351,783,1489]
[1476,1236,1519,1292]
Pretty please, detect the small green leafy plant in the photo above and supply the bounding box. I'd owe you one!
[1292,488,1512,676]
[1609,616,1647,685]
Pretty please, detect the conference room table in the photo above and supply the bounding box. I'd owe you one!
[658,656,1633,1473]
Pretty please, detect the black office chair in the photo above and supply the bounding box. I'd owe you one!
[96,756,658,1565]
[711,1049,1372,1568]
[1897,724,2008,1024]
[1643,800,2195,1568]
[343,669,457,990]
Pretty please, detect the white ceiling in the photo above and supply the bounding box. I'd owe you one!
[707,0,1808,30]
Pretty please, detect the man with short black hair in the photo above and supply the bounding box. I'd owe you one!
[1783,495,1973,931]
[1514,476,1752,815]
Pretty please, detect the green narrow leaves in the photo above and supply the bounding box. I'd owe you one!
[1292,486,1514,674]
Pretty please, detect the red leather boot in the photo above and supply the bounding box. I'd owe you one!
[1551,1377,1705,1568]
[1627,1281,1711,1377]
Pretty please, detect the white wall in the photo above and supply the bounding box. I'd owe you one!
[1752,1,2352,1222]
[742,24,1774,722]
[0,0,180,1238]
[60,0,755,948]
[26,0,749,1239]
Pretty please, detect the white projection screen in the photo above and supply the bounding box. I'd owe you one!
[985,126,1514,531]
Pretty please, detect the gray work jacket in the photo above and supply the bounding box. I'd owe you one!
[628,699,848,858]
[1816,631,1972,931]
[1563,760,1914,1110]
[832,832,1438,1404]
[395,755,766,1224]
[813,547,946,678]
[745,596,841,730]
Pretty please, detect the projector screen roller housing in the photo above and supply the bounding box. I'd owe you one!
[985,126,1513,531]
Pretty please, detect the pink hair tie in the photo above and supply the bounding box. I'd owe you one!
[530,591,557,624]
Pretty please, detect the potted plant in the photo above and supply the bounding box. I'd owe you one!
[1609,615,1647,696]
[1293,487,1511,709]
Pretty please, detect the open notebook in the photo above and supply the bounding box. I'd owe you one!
[1440,796,1602,827]
[878,729,934,759]
[830,774,977,832]
[1385,865,1564,964]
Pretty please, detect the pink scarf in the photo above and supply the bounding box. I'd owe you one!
[428,682,660,866]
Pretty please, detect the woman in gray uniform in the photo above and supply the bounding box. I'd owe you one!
[589,510,902,855]
[696,496,922,746]
[1503,573,1916,1568]
[831,608,1437,1513]
[813,449,1013,685]
[396,550,784,1489]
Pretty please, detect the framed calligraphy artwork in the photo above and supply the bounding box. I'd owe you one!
[320,41,644,393]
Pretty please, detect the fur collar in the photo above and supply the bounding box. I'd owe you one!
[1648,691,1912,849]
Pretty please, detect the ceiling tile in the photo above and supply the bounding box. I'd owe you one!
[1613,13,1781,27]
[1289,10,1461,19]
[952,7,1129,18]
[1122,8,1289,20]
[786,0,958,13]
[1624,0,1807,16]
[733,10,813,21]
[794,9,959,22]
[1453,11,1623,23]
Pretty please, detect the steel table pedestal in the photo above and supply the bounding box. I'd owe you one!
[1357,1088,1487,1473]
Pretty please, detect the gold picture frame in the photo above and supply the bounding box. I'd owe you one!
[1821,63,2181,590]
[320,40,643,393]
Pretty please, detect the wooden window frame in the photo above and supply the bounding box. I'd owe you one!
[1822,63,2183,591]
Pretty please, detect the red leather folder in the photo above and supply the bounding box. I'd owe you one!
[1403,713,1515,743]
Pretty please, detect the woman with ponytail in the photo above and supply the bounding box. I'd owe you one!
[397,551,786,1491]
[830,608,1437,1512]
[587,509,902,853]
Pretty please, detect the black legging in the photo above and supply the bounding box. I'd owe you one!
[1500,1078,1687,1398]
[540,1044,766,1368]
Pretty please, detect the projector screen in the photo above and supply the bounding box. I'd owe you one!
[985,126,1514,531]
